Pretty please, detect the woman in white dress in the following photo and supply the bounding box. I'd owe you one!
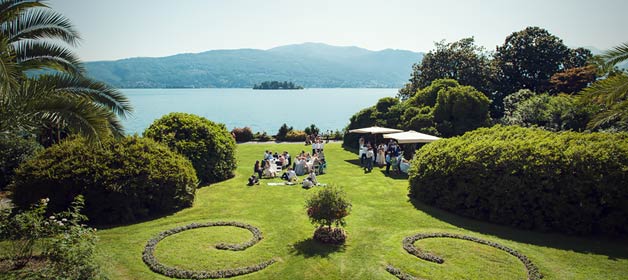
[376,143,386,166]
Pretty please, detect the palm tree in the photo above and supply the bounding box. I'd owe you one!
[581,42,628,130]
[0,0,131,143]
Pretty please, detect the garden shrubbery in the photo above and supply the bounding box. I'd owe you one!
[409,125,628,235]
[144,113,237,184]
[231,127,254,142]
[284,130,307,142]
[10,136,197,224]
[0,196,104,279]
[0,135,42,190]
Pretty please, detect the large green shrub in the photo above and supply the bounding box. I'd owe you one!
[342,106,377,149]
[10,136,197,224]
[432,84,491,137]
[144,113,237,184]
[409,126,628,235]
[0,135,42,190]
[231,127,254,143]
[502,93,593,132]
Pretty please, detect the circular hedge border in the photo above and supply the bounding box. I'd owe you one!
[387,232,542,280]
[142,221,276,279]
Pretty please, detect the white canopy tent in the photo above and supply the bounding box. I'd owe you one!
[383,130,440,144]
[348,126,403,134]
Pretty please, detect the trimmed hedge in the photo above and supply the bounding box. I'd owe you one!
[144,113,237,184]
[10,136,197,224]
[142,221,276,279]
[409,125,628,235]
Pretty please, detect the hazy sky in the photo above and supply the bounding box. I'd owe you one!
[50,0,627,61]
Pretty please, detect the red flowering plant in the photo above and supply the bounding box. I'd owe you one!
[305,185,351,244]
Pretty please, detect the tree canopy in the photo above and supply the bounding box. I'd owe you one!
[398,38,491,100]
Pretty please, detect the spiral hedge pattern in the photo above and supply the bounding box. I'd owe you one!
[142,221,276,279]
[387,232,542,280]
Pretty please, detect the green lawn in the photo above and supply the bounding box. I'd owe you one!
[95,143,628,280]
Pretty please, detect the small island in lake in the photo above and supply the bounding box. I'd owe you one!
[253,81,304,90]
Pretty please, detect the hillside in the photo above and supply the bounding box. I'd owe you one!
[85,43,423,88]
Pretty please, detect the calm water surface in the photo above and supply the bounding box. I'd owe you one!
[121,88,396,135]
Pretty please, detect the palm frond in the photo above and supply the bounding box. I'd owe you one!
[33,96,115,144]
[3,7,80,46]
[38,74,133,118]
[2,76,128,142]
[0,0,46,24]
[601,42,628,67]
[579,74,628,106]
[12,39,83,74]
[0,37,20,93]
[587,100,628,130]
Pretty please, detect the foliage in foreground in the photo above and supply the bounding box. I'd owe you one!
[10,136,197,224]
[409,125,628,235]
[0,135,42,190]
[144,113,237,184]
[0,0,132,145]
[0,196,103,279]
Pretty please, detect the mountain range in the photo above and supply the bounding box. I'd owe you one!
[84,43,424,88]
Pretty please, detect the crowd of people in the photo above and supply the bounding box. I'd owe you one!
[359,137,410,175]
[249,145,326,189]
[247,134,411,188]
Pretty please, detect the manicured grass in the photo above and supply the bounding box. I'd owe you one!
[95,143,628,279]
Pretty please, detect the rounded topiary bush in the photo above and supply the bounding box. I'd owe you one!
[144,113,237,184]
[409,125,628,235]
[10,136,197,224]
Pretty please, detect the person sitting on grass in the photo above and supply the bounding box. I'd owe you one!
[263,159,276,178]
[247,175,260,186]
[285,167,297,182]
[280,166,296,181]
[302,170,317,189]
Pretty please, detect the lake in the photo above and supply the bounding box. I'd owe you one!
[121,88,397,135]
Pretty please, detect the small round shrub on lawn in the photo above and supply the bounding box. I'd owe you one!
[10,136,197,224]
[409,125,628,235]
[305,185,352,244]
[144,113,237,184]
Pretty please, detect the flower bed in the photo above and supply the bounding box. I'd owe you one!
[386,232,542,280]
[313,226,346,245]
[142,221,275,279]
